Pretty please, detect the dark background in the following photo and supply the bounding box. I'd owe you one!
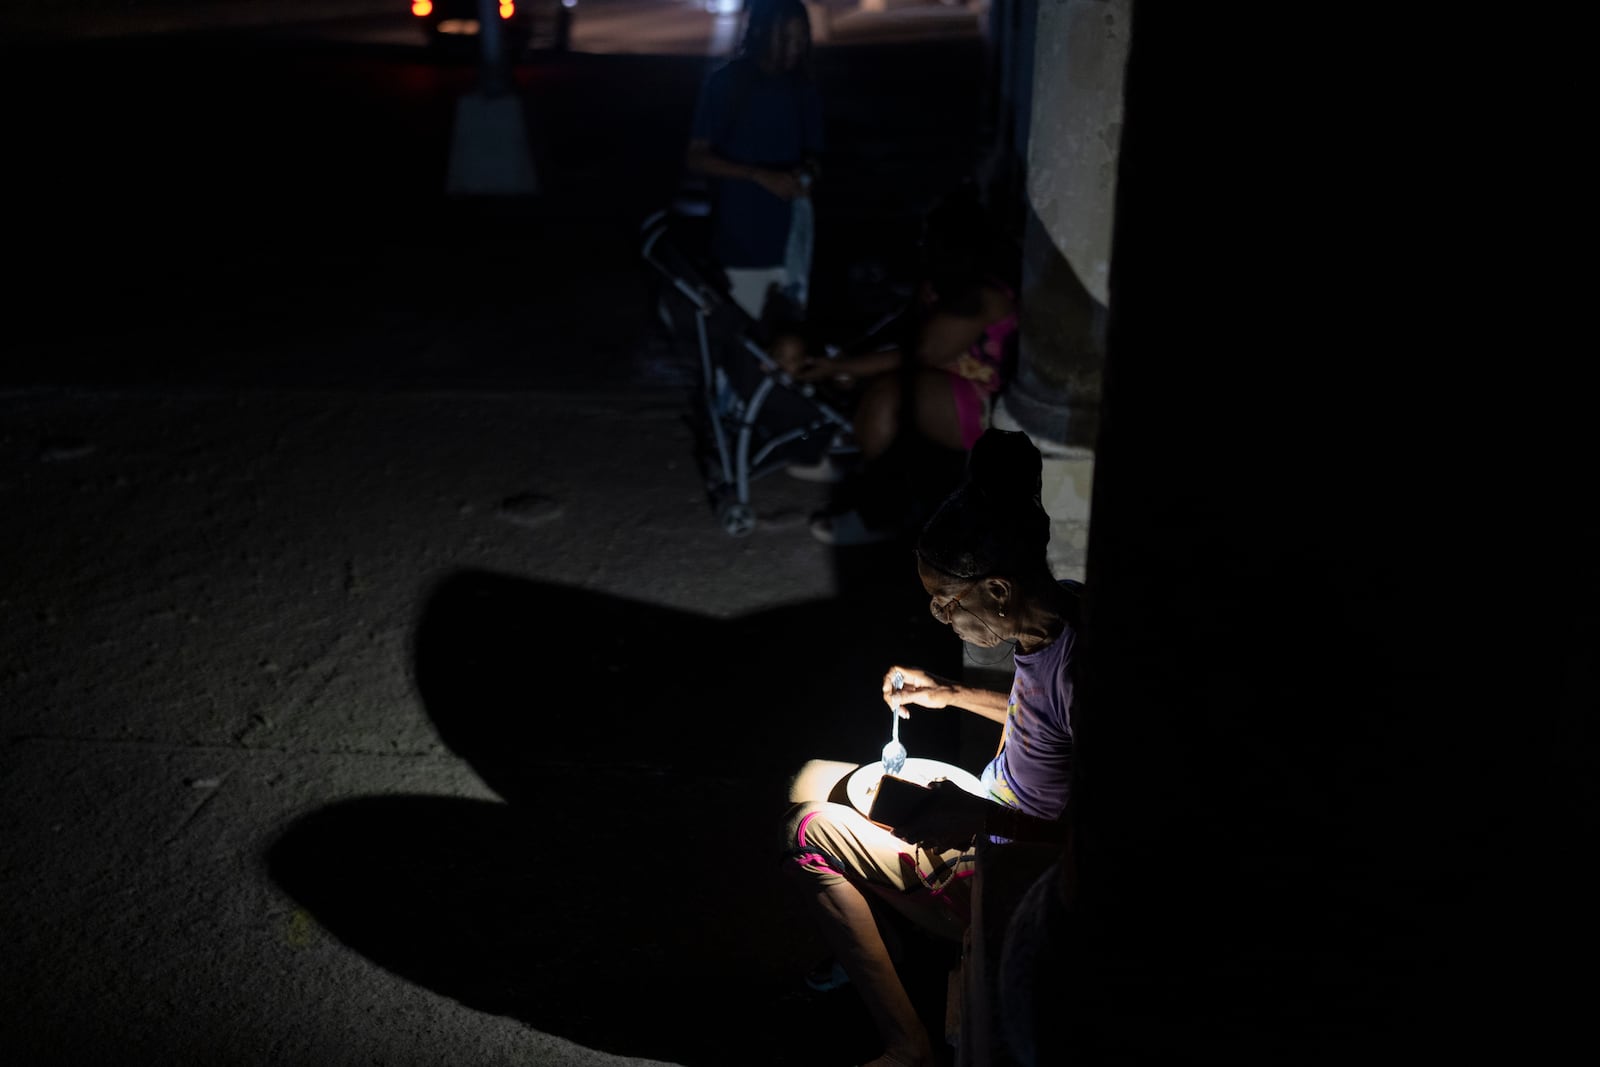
[2,5,1593,1066]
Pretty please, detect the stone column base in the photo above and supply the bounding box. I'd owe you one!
[992,396,1094,583]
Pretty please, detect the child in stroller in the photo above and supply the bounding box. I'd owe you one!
[769,188,1022,545]
[639,205,858,538]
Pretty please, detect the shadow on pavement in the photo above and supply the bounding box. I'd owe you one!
[266,565,969,1065]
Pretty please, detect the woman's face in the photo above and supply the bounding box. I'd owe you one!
[917,560,1005,648]
[770,16,808,72]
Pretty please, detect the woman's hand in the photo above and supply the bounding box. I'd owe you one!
[753,168,805,201]
[895,780,991,852]
[954,353,996,385]
[790,359,833,383]
[882,666,953,718]
[770,335,840,383]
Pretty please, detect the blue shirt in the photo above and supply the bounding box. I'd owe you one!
[689,59,824,268]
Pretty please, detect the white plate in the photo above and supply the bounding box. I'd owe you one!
[845,756,987,818]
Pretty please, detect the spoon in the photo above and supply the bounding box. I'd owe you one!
[882,670,908,776]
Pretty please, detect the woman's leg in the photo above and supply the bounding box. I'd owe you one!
[911,370,975,452]
[805,880,937,1067]
[787,759,859,804]
[852,372,903,461]
[782,801,971,1066]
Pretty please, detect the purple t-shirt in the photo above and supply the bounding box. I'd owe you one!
[980,585,1078,824]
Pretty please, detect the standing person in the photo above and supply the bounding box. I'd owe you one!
[685,0,823,327]
[780,428,1078,1067]
[778,188,1020,545]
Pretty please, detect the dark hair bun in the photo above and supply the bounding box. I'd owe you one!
[916,429,1050,578]
[966,428,1043,508]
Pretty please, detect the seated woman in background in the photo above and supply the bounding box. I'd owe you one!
[775,188,1020,546]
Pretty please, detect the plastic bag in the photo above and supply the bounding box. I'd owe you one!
[782,186,814,313]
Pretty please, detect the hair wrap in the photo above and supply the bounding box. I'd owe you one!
[915,429,1050,579]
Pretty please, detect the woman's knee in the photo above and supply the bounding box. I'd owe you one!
[912,372,966,450]
[782,800,830,849]
[854,378,901,458]
[787,759,857,804]
[781,801,847,884]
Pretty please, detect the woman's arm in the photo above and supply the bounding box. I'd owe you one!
[896,783,1070,850]
[684,138,805,200]
[783,301,920,382]
[788,346,905,383]
[983,801,1071,845]
[937,683,1010,724]
[913,284,1016,374]
[884,666,1010,724]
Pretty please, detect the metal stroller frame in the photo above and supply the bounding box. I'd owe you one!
[640,207,857,537]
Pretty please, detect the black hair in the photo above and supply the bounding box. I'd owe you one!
[915,429,1052,580]
[738,0,814,75]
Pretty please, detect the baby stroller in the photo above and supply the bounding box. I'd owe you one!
[640,205,858,537]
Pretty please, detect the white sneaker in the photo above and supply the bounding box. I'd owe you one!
[786,455,845,483]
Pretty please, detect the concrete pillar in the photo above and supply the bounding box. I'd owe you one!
[995,0,1130,578]
[977,0,1038,224]
[1025,0,1128,314]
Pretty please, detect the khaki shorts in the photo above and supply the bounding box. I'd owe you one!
[781,759,975,942]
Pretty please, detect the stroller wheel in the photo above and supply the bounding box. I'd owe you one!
[717,500,757,538]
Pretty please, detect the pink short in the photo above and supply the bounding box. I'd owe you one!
[950,375,993,450]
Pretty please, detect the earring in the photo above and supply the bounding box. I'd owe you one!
[998,608,1006,617]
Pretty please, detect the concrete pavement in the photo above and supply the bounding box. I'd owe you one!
[1,9,999,1065]
[7,7,1593,1065]
[0,385,978,1066]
